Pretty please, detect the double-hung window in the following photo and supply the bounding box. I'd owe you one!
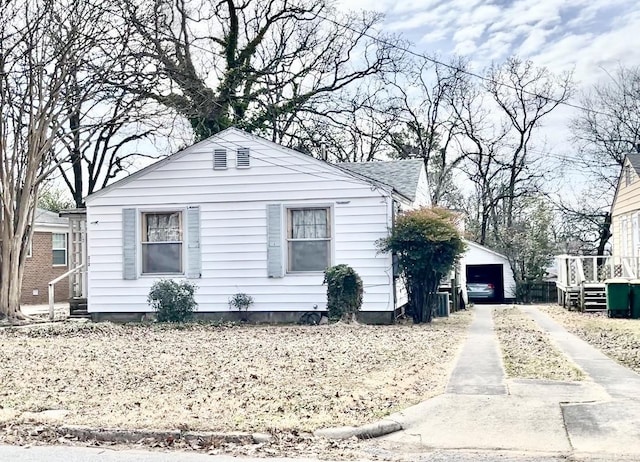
[52,233,67,266]
[141,211,183,274]
[287,208,331,272]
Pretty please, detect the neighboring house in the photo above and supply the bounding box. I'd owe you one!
[460,240,517,303]
[84,128,429,323]
[21,208,69,305]
[611,153,640,260]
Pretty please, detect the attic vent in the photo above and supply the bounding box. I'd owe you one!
[236,148,250,168]
[213,149,227,169]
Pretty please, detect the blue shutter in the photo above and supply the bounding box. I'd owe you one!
[186,206,201,279]
[122,208,137,280]
[267,204,284,278]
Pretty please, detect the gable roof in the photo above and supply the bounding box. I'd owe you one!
[34,208,67,226]
[337,160,424,202]
[464,239,509,260]
[86,127,413,203]
[611,153,640,216]
[626,153,640,174]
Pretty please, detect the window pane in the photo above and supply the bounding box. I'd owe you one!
[291,209,328,238]
[52,233,66,249]
[53,249,66,265]
[289,241,329,272]
[144,212,181,242]
[142,243,182,273]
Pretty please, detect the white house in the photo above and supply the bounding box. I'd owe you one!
[460,240,516,302]
[84,128,429,323]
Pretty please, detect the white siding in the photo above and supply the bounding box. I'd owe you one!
[461,241,517,299]
[87,129,395,314]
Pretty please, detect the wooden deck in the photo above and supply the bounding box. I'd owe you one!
[556,255,640,312]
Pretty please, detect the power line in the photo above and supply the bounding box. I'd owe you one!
[77,3,624,171]
[314,12,616,119]
[89,1,619,121]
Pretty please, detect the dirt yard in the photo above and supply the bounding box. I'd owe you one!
[540,305,640,373]
[493,306,584,381]
[0,312,471,434]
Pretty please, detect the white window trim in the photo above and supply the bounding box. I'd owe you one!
[633,214,639,258]
[622,217,629,257]
[26,237,32,258]
[52,232,67,267]
[285,205,334,274]
[139,208,186,276]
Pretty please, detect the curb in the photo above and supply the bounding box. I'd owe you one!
[313,418,403,440]
[56,425,273,445]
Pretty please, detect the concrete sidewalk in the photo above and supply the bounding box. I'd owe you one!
[370,305,640,458]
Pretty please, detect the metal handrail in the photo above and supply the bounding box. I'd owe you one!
[48,263,85,321]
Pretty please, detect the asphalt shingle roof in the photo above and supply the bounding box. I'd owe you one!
[627,153,640,174]
[338,159,424,201]
[34,208,68,226]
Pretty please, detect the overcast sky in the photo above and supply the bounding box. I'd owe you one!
[337,0,639,188]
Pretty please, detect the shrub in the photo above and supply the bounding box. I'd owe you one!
[378,207,465,323]
[229,293,254,311]
[323,264,363,321]
[147,279,198,323]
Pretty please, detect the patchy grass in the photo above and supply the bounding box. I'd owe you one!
[494,306,584,381]
[0,312,471,434]
[540,305,640,373]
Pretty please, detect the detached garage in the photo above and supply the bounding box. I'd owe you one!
[460,240,516,303]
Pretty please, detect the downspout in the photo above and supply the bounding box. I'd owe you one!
[391,197,398,317]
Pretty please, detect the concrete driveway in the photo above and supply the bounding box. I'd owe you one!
[367,305,640,459]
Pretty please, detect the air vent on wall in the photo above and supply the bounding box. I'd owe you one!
[236,148,250,168]
[213,149,227,169]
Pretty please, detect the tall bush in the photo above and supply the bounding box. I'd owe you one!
[147,279,198,323]
[378,207,465,323]
[323,264,363,321]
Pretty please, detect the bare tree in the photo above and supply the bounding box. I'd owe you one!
[53,4,174,208]
[387,58,470,206]
[117,0,404,141]
[289,81,403,162]
[567,65,640,254]
[0,0,108,321]
[484,57,574,228]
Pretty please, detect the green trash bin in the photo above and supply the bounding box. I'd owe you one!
[605,279,630,318]
[629,280,640,319]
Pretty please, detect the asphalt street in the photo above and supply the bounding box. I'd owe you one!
[5,445,640,462]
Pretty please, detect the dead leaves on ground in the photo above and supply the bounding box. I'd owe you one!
[494,306,584,381]
[541,306,640,373]
[0,313,472,435]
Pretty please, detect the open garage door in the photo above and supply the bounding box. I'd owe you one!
[466,264,504,303]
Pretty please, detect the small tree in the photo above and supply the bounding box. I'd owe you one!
[378,208,465,323]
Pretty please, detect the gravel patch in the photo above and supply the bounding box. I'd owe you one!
[539,305,640,373]
[0,312,471,436]
[494,306,584,381]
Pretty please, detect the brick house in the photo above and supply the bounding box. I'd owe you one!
[21,208,70,305]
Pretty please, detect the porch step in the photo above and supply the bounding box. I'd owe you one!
[69,297,90,319]
[582,284,606,312]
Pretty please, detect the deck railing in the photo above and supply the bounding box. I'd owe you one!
[556,255,640,289]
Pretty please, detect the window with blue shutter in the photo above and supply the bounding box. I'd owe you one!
[140,211,183,274]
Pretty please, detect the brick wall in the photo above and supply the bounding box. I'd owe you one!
[21,231,70,305]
